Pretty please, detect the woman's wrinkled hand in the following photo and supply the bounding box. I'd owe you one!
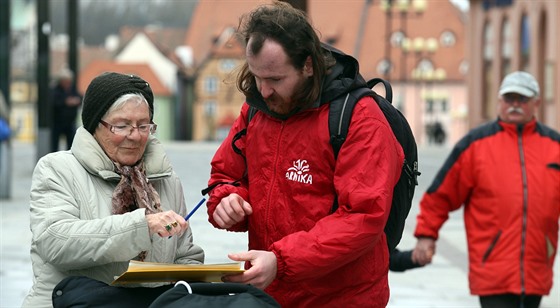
[146,210,188,238]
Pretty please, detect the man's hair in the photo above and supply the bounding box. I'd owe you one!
[236,1,335,105]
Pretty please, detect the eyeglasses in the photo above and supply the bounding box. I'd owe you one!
[502,94,531,104]
[99,120,157,136]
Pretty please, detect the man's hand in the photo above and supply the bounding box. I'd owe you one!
[412,237,436,265]
[213,193,253,228]
[222,250,277,290]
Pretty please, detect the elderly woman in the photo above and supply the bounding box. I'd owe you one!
[23,72,204,307]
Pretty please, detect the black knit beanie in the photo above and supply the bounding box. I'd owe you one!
[81,72,154,134]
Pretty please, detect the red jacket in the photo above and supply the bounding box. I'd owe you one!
[207,97,403,307]
[415,119,560,296]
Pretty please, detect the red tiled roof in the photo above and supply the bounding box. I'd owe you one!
[210,29,246,59]
[184,0,271,68]
[51,47,114,81]
[78,60,171,96]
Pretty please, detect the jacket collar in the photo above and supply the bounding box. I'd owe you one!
[498,117,537,135]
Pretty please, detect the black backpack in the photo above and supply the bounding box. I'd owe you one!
[327,78,420,251]
[240,78,420,252]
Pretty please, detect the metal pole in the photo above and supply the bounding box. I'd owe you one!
[68,0,79,85]
[384,0,393,81]
[0,0,11,199]
[37,0,51,160]
[400,12,407,84]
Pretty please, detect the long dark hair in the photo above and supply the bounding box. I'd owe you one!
[236,1,335,104]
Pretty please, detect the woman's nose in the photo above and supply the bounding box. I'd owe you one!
[126,127,143,140]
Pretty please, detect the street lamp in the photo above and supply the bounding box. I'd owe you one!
[409,36,439,145]
[379,0,427,78]
[380,0,426,112]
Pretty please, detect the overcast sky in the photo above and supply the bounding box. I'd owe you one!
[450,0,469,11]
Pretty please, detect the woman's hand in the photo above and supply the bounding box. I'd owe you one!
[146,210,188,238]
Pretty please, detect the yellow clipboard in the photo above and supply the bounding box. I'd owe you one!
[111,260,244,285]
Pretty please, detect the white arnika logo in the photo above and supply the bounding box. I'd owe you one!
[285,159,313,184]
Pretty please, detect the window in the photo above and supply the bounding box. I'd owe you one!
[483,22,494,60]
[426,99,434,113]
[417,59,434,74]
[377,58,392,75]
[440,99,448,112]
[440,30,456,47]
[501,18,512,77]
[391,31,406,47]
[520,15,531,70]
[501,19,512,57]
[204,76,218,94]
[326,36,338,45]
[219,59,237,72]
[204,100,216,117]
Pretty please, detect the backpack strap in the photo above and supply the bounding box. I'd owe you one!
[328,80,394,213]
[367,77,393,103]
[247,106,258,122]
[232,105,258,156]
[329,87,376,159]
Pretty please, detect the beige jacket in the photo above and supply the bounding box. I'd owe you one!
[23,127,204,307]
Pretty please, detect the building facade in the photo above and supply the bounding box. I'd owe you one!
[185,0,468,144]
[192,29,246,141]
[467,0,559,130]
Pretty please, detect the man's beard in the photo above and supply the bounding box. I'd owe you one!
[264,79,312,115]
[265,95,298,115]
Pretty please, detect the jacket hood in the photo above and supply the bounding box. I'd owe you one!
[319,43,367,104]
[246,43,367,119]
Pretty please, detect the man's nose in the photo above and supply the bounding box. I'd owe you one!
[259,81,273,99]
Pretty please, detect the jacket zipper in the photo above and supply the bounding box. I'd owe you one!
[264,121,285,245]
[517,125,528,296]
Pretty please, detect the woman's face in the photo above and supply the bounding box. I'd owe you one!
[94,100,151,166]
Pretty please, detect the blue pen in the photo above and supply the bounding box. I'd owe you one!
[185,197,206,220]
[168,197,207,238]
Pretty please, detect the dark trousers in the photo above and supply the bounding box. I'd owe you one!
[51,121,76,152]
[479,293,542,308]
[53,276,173,307]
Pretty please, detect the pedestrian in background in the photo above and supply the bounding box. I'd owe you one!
[205,2,403,307]
[23,72,204,307]
[50,68,82,152]
[413,71,560,308]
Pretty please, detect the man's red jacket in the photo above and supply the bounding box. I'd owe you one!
[415,119,560,296]
[207,99,403,307]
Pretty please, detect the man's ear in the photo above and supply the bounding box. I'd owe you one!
[303,56,313,77]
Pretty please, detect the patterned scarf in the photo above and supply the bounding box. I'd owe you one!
[112,161,162,261]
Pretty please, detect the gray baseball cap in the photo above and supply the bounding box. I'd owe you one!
[499,71,540,97]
